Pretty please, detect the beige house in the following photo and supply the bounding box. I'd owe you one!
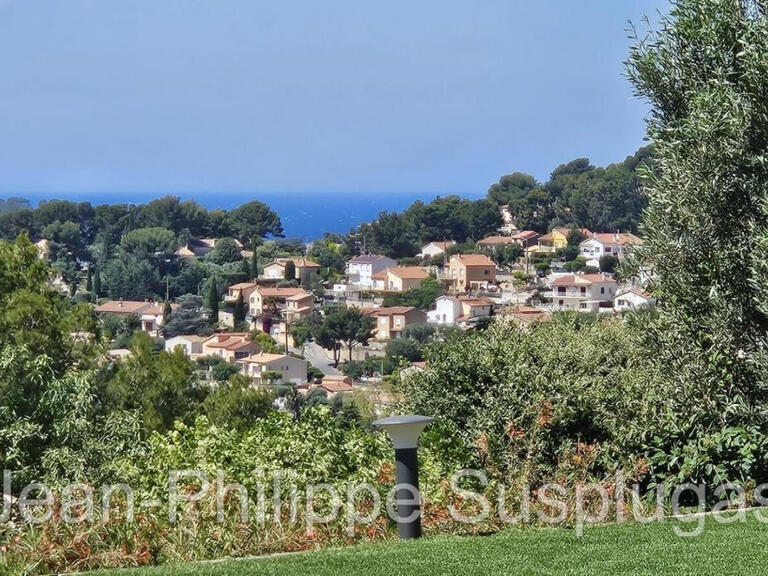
[94,300,176,336]
[249,286,312,317]
[164,335,208,359]
[510,230,541,248]
[371,266,428,292]
[369,306,428,340]
[224,282,259,304]
[263,258,321,285]
[237,352,308,384]
[201,333,262,362]
[448,254,496,292]
[478,235,517,250]
[314,375,354,394]
[176,238,247,259]
[285,292,315,321]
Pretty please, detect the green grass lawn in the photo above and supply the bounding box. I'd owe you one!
[93,515,768,576]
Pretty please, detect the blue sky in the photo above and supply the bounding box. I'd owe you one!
[0,0,668,199]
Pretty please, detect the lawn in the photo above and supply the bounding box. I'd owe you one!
[93,514,768,576]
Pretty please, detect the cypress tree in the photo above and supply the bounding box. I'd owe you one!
[233,291,245,326]
[207,277,219,323]
[91,266,101,297]
[85,266,93,292]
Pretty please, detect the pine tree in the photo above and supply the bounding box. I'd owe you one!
[207,277,219,323]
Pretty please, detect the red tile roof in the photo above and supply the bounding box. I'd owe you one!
[551,273,616,287]
[451,254,496,267]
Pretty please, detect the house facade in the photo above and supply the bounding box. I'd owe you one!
[237,353,308,384]
[372,266,428,292]
[579,232,642,268]
[448,254,496,292]
[478,235,517,250]
[263,258,321,285]
[248,286,312,317]
[164,335,208,359]
[418,241,455,259]
[346,255,398,288]
[427,295,492,327]
[201,333,262,362]
[537,227,592,253]
[369,306,427,340]
[550,273,616,311]
[94,300,174,336]
[614,289,656,312]
[510,230,541,248]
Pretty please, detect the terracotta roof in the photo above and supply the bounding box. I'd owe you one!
[369,306,417,316]
[506,305,551,324]
[141,303,177,316]
[229,282,258,290]
[317,375,354,393]
[616,288,652,299]
[269,258,321,269]
[551,274,616,287]
[459,297,493,307]
[478,235,516,245]
[286,292,314,301]
[422,241,455,249]
[166,335,209,343]
[584,232,642,246]
[511,230,541,241]
[95,300,153,314]
[387,266,429,280]
[204,333,255,350]
[238,352,291,364]
[371,270,388,280]
[254,286,310,298]
[451,254,496,267]
[348,254,392,264]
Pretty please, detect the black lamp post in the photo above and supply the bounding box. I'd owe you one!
[372,414,434,539]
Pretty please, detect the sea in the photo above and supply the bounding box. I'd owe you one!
[14,190,485,242]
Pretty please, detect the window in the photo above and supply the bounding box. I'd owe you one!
[580,287,586,295]
[605,247,612,253]
[380,317,387,325]
[600,287,605,294]
[395,318,402,326]
[558,287,566,294]
[484,269,489,275]
[558,299,564,305]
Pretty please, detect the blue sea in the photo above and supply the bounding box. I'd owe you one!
[16,191,485,241]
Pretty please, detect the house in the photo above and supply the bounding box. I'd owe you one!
[248,286,312,317]
[614,289,656,312]
[314,375,354,394]
[579,232,642,268]
[94,300,175,336]
[448,254,497,292]
[499,205,518,234]
[478,235,518,250]
[550,273,616,311]
[176,238,246,259]
[346,254,398,288]
[372,266,428,292]
[427,295,492,328]
[224,282,259,305]
[504,305,551,326]
[263,258,322,285]
[164,335,209,359]
[35,239,51,261]
[201,333,262,363]
[368,306,428,340]
[418,241,456,259]
[510,230,541,248]
[536,227,592,253]
[284,292,316,321]
[237,353,308,385]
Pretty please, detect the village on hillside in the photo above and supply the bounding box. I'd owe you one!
[51,202,655,408]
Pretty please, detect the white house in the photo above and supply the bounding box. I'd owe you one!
[237,353,308,385]
[550,273,616,312]
[427,295,492,328]
[579,232,642,268]
[614,289,656,312]
[346,254,397,289]
[164,335,208,359]
[418,241,455,259]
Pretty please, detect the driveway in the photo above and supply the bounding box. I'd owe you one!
[302,341,342,375]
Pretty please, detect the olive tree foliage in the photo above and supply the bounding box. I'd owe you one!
[626,0,768,482]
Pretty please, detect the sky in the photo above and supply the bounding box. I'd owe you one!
[0,0,668,201]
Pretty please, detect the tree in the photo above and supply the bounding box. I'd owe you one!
[207,277,219,323]
[163,300,173,321]
[229,201,284,241]
[385,338,422,362]
[162,294,212,337]
[599,254,619,274]
[284,259,296,281]
[250,239,260,278]
[200,375,273,430]
[626,0,768,483]
[324,306,375,364]
[85,265,93,292]
[207,237,243,265]
[233,291,245,326]
[91,264,101,296]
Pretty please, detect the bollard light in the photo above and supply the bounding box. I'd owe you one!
[372,414,434,539]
